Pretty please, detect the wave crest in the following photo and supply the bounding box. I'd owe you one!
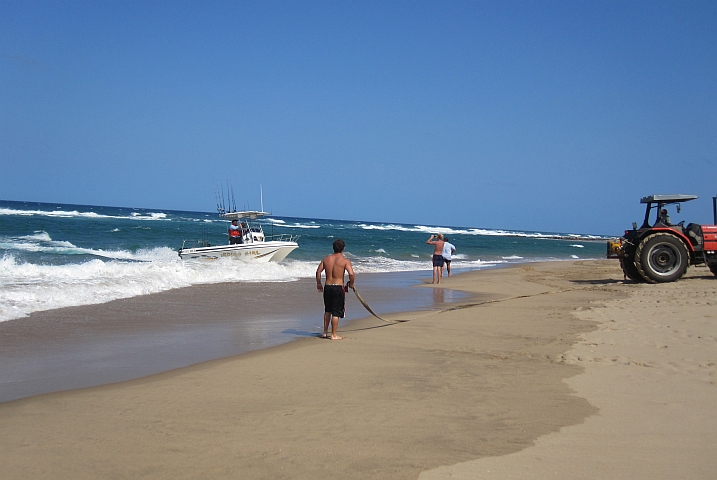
[358,222,606,240]
[0,253,319,322]
[0,207,169,221]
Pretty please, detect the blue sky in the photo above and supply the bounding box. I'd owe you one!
[1,1,715,235]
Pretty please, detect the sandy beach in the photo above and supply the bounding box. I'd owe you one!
[1,260,715,479]
[0,271,451,403]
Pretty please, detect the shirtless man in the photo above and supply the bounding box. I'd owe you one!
[316,239,355,340]
[426,234,445,284]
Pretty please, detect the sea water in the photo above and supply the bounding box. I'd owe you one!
[0,199,607,323]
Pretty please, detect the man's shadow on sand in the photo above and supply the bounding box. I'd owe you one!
[282,328,318,337]
[283,323,391,338]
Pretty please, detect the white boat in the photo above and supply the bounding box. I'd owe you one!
[178,210,299,262]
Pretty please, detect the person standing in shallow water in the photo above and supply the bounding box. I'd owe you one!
[442,236,456,277]
[426,234,445,284]
[316,239,355,340]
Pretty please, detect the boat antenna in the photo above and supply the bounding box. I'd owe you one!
[220,183,226,214]
[260,185,264,213]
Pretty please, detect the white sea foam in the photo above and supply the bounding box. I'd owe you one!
[502,255,523,260]
[350,256,503,274]
[359,223,416,232]
[570,244,585,248]
[351,256,430,273]
[456,259,505,268]
[0,248,502,322]
[19,231,53,242]
[2,238,478,323]
[357,222,605,241]
[0,231,142,260]
[281,223,320,229]
[0,207,169,221]
[0,251,319,323]
[131,212,167,220]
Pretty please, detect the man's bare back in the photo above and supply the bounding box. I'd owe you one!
[426,236,445,255]
[316,239,355,340]
[316,253,355,289]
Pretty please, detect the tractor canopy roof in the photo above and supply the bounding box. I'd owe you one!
[640,194,698,204]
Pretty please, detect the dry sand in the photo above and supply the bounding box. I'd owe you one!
[421,262,717,479]
[1,260,715,479]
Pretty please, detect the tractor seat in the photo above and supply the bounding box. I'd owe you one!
[686,223,703,246]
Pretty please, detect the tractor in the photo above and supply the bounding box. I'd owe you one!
[607,194,717,283]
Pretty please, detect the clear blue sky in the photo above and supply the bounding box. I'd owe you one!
[2,1,715,235]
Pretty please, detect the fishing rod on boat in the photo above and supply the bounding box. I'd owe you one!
[219,183,226,214]
[224,180,231,213]
[229,180,237,213]
[214,183,224,214]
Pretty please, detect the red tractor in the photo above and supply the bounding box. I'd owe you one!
[607,195,717,283]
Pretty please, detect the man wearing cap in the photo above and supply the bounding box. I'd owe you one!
[228,219,243,244]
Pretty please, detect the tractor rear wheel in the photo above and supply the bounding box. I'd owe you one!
[709,263,717,277]
[635,233,689,283]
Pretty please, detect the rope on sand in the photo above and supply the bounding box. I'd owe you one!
[350,286,409,323]
[436,288,577,313]
[351,286,580,325]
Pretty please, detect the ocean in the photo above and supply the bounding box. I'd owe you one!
[0,199,607,324]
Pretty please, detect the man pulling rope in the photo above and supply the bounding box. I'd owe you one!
[316,239,355,340]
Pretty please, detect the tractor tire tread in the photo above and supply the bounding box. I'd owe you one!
[635,232,689,284]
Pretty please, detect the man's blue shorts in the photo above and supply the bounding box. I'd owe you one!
[432,254,444,267]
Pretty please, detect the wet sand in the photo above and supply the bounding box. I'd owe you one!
[1,261,715,479]
[0,270,470,403]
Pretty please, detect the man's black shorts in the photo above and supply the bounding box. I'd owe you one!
[323,284,346,318]
[432,254,444,267]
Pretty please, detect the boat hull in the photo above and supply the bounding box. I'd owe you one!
[178,241,299,263]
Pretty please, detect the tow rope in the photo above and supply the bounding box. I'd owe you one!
[349,286,409,323]
[349,286,580,325]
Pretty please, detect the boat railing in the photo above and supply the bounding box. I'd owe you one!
[179,239,212,251]
[264,233,301,243]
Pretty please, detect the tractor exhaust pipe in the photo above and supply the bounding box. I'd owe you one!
[713,196,717,225]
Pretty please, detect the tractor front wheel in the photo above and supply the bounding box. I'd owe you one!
[635,233,689,283]
[709,263,717,277]
[620,256,645,282]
